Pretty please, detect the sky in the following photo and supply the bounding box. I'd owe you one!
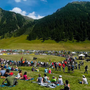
[0,0,90,19]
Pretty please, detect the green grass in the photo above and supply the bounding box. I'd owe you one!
[0,35,90,51]
[0,54,90,90]
[0,35,90,89]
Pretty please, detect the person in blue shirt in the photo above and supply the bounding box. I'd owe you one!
[44,68,48,73]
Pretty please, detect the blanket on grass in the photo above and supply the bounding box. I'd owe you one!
[20,78,34,81]
[32,81,58,88]
[0,83,15,87]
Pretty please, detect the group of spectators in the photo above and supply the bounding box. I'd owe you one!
[0,66,33,86]
[0,55,89,89]
[36,73,88,90]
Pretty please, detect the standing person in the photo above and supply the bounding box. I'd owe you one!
[71,64,74,73]
[2,72,18,86]
[21,57,23,66]
[55,62,58,71]
[62,63,65,72]
[84,65,88,74]
[75,62,77,69]
[78,64,80,69]
[58,62,62,71]
[68,64,71,73]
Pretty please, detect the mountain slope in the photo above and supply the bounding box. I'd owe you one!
[27,1,90,42]
[0,8,34,38]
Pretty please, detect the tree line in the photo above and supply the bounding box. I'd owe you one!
[27,2,90,42]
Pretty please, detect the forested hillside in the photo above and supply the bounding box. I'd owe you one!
[1,1,90,42]
[27,1,90,42]
[0,8,34,38]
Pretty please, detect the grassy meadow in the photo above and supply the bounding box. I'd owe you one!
[0,35,90,90]
[0,35,90,51]
[0,54,90,90]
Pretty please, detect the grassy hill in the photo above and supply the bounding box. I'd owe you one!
[0,35,90,51]
[0,54,90,90]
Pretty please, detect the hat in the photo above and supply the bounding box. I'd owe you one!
[9,72,13,76]
[82,75,85,78]
[59,75,62,78]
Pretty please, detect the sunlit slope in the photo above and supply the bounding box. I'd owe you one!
[0,35,90,51]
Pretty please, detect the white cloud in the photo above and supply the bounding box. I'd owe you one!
[28,12,44,19]
[10,7,44,19]
[15,0,21,3]
[10,7,26,16]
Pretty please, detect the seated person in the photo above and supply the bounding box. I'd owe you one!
[43,74,50,83]
[15,66,18,71]
[79,75,88,84]
[37,74,43,83]
[51,76,57,84]
[7,66,11,71]
[31,66,35,71]
[1,69,10,79]
[1,64,4,68]
[35,67,39,72]
[23,72,32,80]
[58,75,63,85]
[2,72,18,86]
[44,68,48,73]
[4,65,7,69]
[11,66,14,71]
[16,70,23,79]
[64,80,70,90]
[48,68,51,74]
[0,67,6,76]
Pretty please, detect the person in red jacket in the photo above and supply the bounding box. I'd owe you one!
[62,63,65,72]
[48,68,51,74]
[58,62,62,71]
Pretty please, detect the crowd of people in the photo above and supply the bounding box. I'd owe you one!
[0,55,85,73]
[0,54,89,89]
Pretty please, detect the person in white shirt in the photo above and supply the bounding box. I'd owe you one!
[82,75,88,84]
[58,75,63,85]
[79,75,88,84]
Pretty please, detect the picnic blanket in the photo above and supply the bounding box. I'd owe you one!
[32,81,57,88]
[20,78,34,81]
[0,83,15,87]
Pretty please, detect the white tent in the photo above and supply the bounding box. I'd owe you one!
[71,52,76,54]
[78,54,85,57]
